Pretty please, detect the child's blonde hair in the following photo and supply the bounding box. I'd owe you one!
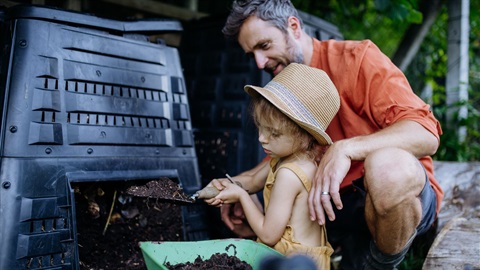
[251,95,317,159]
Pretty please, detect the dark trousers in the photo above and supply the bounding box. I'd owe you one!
[328,174,438,270]
[326,179,371,270]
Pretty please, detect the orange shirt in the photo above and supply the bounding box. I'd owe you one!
[310,39,444,213]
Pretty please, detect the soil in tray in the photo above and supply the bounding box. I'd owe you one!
[74,181,184,270]
[165,252,253,270]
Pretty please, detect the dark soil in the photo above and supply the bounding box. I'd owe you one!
[74,179,251,270]
[165,253,252,270]
[74,181,184,270]
[126,178,194,203]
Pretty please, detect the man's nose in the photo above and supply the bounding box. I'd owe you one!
[254,53,268,69]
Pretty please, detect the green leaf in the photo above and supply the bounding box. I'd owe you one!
[406,9,423,23]
[375,0,390,11]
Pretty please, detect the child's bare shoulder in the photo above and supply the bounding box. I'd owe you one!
[277,159,316,179]
[291,159,317,176]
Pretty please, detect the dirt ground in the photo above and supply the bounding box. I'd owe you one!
[75,181,185,270]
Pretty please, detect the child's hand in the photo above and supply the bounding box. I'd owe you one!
[215,182,246,204]
[204,179,226,206]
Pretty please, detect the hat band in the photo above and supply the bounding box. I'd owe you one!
[265,81,324,129]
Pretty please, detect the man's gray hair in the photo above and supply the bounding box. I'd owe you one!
[222,0,303,39]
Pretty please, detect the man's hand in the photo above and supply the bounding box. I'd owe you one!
[308,141,351,224]
[220,202,256,238]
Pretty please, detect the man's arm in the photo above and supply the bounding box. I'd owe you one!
[234,159,271,193]
[208,159,270,196]
[309,120,439,224]
[341,120,439,160]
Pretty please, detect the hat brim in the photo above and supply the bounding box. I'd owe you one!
[245,85,333,145]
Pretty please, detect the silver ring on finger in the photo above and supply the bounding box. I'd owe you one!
[321,191,330,196]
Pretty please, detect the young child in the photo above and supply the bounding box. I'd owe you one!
[210,63,340,269]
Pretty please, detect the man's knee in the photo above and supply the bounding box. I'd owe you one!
[363,148,425,211]
[365,148,424,186]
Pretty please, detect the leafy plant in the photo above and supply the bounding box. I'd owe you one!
[405,4,480,161]
[293,0,480,162]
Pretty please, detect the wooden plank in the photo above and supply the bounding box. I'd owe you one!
[423,162,480,269]
[0,0,17,7]
[65,0,81,11]
[433,161,480,231]
[446,0,470,140]
[423,217,480,269]
[98,0,208,21]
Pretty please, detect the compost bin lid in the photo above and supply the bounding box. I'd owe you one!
[4,4,183,33]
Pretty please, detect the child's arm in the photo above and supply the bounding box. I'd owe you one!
[216,167,303,246]
[204,160,270,206]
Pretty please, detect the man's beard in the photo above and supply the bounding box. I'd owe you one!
[266,36,304,77]
[286,33,304,64]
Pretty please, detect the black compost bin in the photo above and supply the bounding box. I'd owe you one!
[0,5,208,270]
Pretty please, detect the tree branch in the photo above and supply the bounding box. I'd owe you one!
[392,0,444,71]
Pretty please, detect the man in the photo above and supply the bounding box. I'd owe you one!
[206,0,443,269]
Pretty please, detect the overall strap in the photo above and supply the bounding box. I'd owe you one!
[273,162,311,191]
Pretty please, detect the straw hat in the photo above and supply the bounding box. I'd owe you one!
[244,63,340,145]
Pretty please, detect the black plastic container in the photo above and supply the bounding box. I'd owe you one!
[0,5,208,270]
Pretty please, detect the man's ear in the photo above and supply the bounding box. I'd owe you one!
[287,16,302,39]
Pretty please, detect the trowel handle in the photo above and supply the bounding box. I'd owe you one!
[195,186,221,199]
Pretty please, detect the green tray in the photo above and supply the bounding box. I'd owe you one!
[140,238,284,270]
